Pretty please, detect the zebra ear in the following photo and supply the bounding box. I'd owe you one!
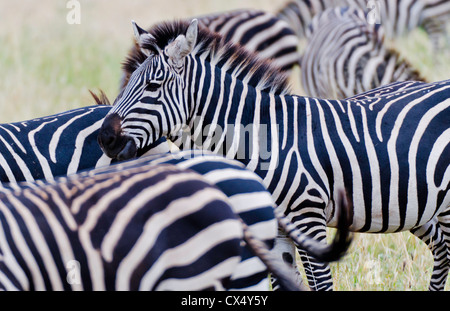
[165,19,198,68]
[132,20,159,57]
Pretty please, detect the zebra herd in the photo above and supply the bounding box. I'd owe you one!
[1,0,449,291]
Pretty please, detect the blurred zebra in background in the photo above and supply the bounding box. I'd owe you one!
[300,7,426,99]
[277,0,450,52]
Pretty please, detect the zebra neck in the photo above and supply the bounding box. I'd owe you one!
[185,66,327,172]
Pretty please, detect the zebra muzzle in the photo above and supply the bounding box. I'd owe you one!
[98,113,137,160]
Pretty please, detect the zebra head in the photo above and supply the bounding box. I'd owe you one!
[98,19,198,160]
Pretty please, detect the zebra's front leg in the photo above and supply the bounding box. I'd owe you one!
[410,217,450,291]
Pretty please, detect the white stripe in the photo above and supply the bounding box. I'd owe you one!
[28,120,57,181]
[138,219,242,291]
[155,257,240,291]
[49,109,94,163]
[0,125,26,154]
[100,171,213,262]
[66,118,104,175]
[23,191,82,290]
[0,200,46,290]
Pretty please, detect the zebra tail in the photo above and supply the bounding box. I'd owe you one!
[275,189,353,263]
[239,219,307,291]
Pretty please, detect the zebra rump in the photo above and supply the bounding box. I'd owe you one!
[0,163,256,290]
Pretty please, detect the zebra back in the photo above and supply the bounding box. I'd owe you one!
[0,163,246,290]
[0,104,169,185]
[0,105,112,183]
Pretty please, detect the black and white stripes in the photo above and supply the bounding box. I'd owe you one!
[0,164,246,290]
[0,105,112,183]
[276,0,450,51]
[119,9,300,92]
[99,20,449,290]
[300,7,425,99]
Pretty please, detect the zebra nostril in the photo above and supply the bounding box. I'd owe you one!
[98,113,124,154]
[102,131,116,149]
[98,130,117,151]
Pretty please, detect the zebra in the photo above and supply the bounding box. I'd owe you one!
[0,102,351,289]
[0,102,168,185]
[0,162,293,290]
[97,19,450,290]
[0,151,353,291]
[276,0,450,52]
[300,7,426,99]
[118,8,300,94]
[75,150,352,290]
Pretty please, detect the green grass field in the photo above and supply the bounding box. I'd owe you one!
[0,0,448,290]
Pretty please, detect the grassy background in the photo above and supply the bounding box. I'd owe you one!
[0,0,448,290]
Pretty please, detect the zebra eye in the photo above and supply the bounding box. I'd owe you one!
[145,82,160,92]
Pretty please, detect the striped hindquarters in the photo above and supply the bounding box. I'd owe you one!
[0,164,244,290]
[66,150,280,290]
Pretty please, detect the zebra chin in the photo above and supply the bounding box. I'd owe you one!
[116,138,138,161]
[98,135,138,161]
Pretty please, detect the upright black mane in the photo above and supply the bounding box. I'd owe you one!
[122,20,291,95]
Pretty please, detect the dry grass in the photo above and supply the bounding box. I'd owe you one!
[0,0,448,290]
[0,0,287,122]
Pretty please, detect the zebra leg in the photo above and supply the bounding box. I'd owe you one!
[293,206,333,291]
[297,239,333,291]
[411,217,450,291]
[438,209,450,288]
[270,230,305,291]
[273,222,333,291]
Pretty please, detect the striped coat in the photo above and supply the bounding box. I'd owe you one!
[97,20,449,290]
[300,7,425,99]
[0,164,246,290]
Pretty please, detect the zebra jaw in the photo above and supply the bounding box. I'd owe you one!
[98,133,137,161]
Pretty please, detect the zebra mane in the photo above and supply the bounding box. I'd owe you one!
[89,89,112,106]
[122,20,291,95]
